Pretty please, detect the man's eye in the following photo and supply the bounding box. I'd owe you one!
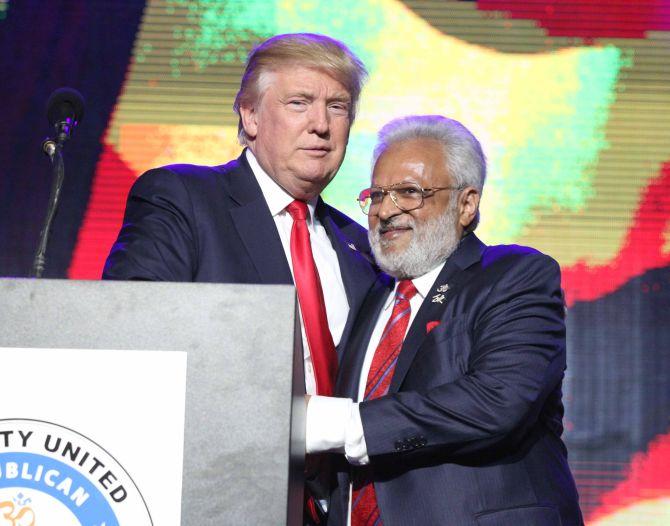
[397,186,420,196]
[288,100,307,108]
[329,103,349,114]
[369,191,384,202]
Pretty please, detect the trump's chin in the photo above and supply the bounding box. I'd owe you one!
[279,171,334,201]
[288,166,339,197]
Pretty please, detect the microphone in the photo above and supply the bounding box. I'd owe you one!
[33,88,85,278]
[43,87,85,154]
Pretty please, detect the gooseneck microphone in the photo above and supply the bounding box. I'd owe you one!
[32,88,86,278]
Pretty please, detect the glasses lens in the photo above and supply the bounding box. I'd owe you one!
[392,183,423,211]
[358,188,372,214]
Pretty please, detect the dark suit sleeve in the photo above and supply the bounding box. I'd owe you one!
[103,168,197,281]
[360,254,566,459]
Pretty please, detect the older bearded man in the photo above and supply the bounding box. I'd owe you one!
[306,115,583,526]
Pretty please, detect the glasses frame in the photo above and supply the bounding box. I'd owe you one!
[357,181,464,215]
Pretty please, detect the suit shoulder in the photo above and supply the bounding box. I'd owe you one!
[143,158,241,183]
[479,244,562,300]
[131,158,246,199]
[481,243,557,270]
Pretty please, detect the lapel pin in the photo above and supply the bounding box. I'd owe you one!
[432,293,446,304]
[347,243,357,251]
[436,283,450,293]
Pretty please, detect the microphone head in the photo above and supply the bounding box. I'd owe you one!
[46,87,85,128]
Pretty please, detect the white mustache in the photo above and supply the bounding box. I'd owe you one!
[376,217,415,234]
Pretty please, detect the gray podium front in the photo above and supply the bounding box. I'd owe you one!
[0,278,305,526]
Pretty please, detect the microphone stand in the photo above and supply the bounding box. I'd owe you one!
[31,137,66,278]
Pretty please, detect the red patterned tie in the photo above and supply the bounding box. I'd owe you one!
[351,280,418,526]
[286,200,337,396]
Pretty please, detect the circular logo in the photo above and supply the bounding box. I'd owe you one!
[0,419,152,526]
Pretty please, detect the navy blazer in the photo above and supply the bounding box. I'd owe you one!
[103,152,379,351]
[330,234,583,526]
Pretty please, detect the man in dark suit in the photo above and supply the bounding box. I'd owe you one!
[104,34,379,522]
[306,115,583,525]
[103,32,377,360]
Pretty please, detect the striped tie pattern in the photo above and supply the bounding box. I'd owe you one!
[351,280,418,526]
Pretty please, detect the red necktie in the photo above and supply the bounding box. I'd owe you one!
[351,280,418,526]
[286,200,337,396]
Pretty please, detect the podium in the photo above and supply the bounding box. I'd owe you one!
[0,278,304,525]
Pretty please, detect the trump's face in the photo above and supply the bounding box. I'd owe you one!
[240,66,352,200]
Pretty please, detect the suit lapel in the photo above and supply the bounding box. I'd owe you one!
[316,200,378,352]
[389,234,486,392]
[223,152,293,284]
[336,275,394,399]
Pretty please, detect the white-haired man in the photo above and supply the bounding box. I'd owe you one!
[307,115,583,526]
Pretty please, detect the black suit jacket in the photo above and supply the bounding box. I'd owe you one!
[103,151,379,351]
[330,234,583,526]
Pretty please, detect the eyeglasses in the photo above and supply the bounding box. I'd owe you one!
[357,181,463,215]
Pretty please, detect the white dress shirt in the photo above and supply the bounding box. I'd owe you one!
[246,149,350,395]
[305,262,445,463]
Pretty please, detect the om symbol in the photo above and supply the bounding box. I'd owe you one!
[0,502,35,526]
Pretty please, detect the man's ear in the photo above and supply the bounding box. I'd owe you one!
[458,187,481,229]
[239,104,258,141]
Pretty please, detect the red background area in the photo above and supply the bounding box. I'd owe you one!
[68,143,136,279]
[477,0,670,39]
[563,162,670,307]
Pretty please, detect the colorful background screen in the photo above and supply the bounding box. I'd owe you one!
[1,1,669,523]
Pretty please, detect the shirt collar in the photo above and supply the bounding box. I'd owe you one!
[383,262,446,311]
[245,149,317,226]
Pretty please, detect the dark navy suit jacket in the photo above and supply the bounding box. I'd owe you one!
[103,152,379,352]
[329,234,583,526]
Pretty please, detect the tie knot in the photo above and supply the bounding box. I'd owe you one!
[286,200,308,221]
[396,280,418,302]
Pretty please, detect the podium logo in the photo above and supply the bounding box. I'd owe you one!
[0,419,152,525]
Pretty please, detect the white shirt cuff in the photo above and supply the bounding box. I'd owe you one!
[306,395,351,453]
[305,396,369,465]
[344,403,369,465]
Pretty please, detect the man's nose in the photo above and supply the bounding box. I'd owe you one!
[308,103,329,135]
[376,191,402,221]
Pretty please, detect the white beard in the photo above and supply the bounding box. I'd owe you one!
[369,200,461,279]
